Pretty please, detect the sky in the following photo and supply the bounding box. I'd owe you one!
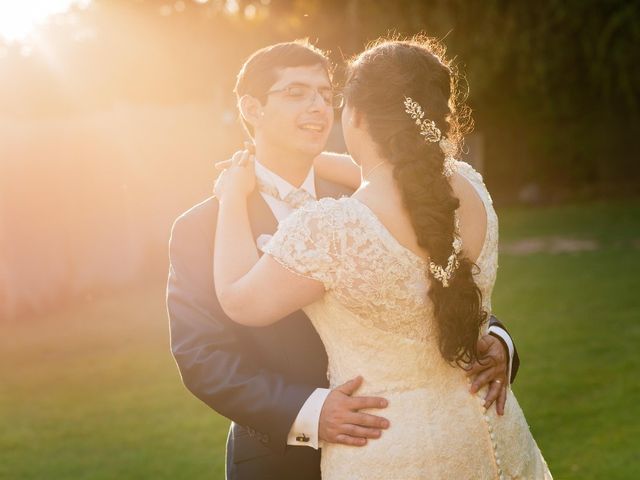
[0,0,92,43]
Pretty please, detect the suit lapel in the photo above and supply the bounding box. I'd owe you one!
[246,186,320,368]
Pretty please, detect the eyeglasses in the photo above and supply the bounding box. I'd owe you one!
[265,84,344,109]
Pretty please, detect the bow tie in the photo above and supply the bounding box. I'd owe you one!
[256,177,315,209]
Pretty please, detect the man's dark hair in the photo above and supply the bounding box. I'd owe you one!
[234,39,333,136]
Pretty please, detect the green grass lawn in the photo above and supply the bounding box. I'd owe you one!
[1,200,639,479]
[494,200,640,479]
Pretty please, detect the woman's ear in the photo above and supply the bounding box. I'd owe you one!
[239,95,264,128]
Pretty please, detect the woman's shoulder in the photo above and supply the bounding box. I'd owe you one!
[452,159,484,183]
[451,160,494,206]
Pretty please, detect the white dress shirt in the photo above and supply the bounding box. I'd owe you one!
[254,160,514,450]
[488,324,514,384]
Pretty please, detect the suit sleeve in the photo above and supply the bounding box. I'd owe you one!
[488,315,520,383]
[167,207,316,453]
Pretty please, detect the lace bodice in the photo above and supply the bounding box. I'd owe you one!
[262,160,499,344]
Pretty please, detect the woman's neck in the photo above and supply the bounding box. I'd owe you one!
[355,160,398,200]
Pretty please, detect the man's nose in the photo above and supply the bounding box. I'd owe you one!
[307,90,327,112]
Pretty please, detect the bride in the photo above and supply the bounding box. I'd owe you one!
[213,36,552,479]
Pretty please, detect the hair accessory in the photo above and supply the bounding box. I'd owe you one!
[404,96,442,143]
[428,216,463,287]
[404,97,457,178]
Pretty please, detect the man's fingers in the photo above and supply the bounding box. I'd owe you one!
[470,367,495,393]
[348,412,390,429]
[476,335,491,354]
[335,376,363,396]
[348,395,388,411]
[339,424,381,439]
[465,360,491,377]
[483,380,502,410]
[335,434,367,447]
[496,385,507,416]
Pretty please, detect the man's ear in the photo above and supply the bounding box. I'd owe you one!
[239,95,264,129]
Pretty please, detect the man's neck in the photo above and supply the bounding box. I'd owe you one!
[253,143,314,188]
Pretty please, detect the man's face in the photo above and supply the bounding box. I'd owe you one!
[256,64,334,158]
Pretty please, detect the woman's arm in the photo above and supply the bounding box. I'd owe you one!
[214,154,325,327]
[314,152,361,190]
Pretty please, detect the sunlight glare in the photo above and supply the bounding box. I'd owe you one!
[0,0,91,43]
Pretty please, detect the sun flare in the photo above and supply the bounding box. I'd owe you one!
[0,0,91,43]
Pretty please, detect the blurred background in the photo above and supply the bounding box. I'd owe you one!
[1,1,639,479]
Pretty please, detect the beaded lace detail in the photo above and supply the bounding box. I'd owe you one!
[263,195,434,342]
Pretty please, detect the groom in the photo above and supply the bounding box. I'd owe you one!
[167,40,519,480]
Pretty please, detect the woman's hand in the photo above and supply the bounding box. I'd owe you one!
[214,149,255,200]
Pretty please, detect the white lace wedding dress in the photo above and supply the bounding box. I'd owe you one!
[262,161,552,479]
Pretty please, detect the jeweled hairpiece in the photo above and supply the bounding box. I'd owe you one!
[428,216,463,288]
[404,96,442,143]
[403,96,457,178]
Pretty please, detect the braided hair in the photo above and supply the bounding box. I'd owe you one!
[343,35,485,365]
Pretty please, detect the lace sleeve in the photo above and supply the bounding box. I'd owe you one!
[261,198,342,290]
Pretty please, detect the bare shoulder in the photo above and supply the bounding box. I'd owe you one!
[450,171,488,263]
[450,171,484,207]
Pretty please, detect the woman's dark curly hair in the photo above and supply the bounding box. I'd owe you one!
[343,35,486,366]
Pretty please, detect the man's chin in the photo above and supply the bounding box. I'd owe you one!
[296,138,328,157]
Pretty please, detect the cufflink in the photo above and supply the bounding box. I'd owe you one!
[295,433,310,443]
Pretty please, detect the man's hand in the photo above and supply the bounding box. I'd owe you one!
[466,334,509,415]
[319,376,390,447]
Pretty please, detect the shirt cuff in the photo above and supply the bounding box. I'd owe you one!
[286,388,330,449]
[488,325,514,385]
